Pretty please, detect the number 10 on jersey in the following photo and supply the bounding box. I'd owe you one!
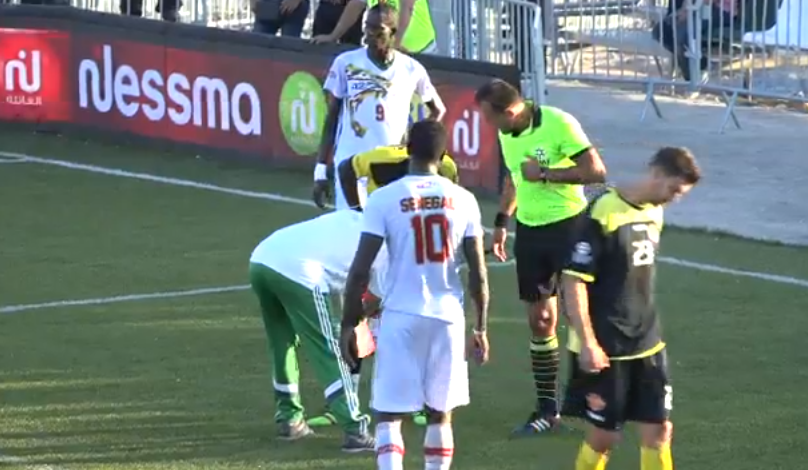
[411,214,450,264]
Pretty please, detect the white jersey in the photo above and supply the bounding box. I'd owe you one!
[250,211,387,294]
[323,48,439,164]
[361,174,483,323]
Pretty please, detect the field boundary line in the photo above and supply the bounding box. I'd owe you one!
[0,452,66,469]
[0,285,250,314]
[4,151,808,289]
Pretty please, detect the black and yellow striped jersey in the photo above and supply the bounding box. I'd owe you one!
[350,145,459,195]
[563,188,665,360]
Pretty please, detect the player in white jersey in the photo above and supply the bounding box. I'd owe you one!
[339,121,491,470]
[248,210,387,453]
[312,2,446,211]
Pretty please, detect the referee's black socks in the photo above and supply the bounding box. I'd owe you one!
[530,335,560,416]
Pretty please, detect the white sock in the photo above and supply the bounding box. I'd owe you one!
[424,423,454,469]
[376,421,404,470]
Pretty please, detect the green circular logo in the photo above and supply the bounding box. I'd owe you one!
[279,71,327,156]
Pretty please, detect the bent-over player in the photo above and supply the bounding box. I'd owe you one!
[562,147,701,470]
[340,121,490,470]
[248,210,387,452]
[313,2,445,211]
[338,144,459,211]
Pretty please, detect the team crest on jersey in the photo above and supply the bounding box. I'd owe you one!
[416,181,437,189]
[344,64,393,138]
[533,147,549,166]
[571,241,592,264]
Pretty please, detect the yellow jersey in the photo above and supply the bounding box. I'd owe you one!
[350,145,459,195]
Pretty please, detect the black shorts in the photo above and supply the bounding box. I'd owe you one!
[565,349,672,431]
[312,2,363,45]
[514,212,585,302]
[560,351,587,419]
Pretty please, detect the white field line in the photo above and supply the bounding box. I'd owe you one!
[0,285,251,314]
[0,453,66,470]
[3,151,808,290]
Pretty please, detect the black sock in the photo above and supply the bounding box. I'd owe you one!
[530,335,560,416]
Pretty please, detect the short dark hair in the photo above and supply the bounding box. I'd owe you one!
[407,121,448,163]
[368,2,398,27]
[474,79,522,112]
[649,147,701,185]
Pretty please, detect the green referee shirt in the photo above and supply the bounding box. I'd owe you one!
[499,105,591,227]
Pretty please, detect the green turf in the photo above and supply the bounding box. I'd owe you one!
[1,131,807,469]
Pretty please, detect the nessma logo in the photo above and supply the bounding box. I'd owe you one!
[77,44,262,135]
[4,50,42,106]
[452,109,480,156]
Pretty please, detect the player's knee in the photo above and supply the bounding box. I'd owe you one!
[424,407,451,425]
[639,421,673,448]
[586,426,621,453]
[526,300,557,335]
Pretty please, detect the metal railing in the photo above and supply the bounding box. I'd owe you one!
[450,0,547,102]
[457,0,807,130]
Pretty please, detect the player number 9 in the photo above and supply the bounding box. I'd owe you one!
[411,214,450,265]
[375,103,385,122]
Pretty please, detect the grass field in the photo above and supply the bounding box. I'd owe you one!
[1,130,808,470]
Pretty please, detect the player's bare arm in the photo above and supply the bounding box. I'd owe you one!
[561,274,609,372]
[424,98,446,122]
[313,95,342,209]
[311,0,366,43]
[462,235,490,364]
[521,147,607,185]
[394,0,416,50]
[341,233,384,368]
[337,157,362,211]
[491,175,516,262]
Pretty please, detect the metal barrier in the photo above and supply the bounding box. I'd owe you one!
[541,0,807,130]
[450,0,547,102]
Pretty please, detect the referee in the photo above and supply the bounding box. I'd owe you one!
[474,79,607,436]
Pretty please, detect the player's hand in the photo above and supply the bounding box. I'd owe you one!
[312,180,331,210]
[580,343,610,373]
[520,158,547,182]
[339,326,359,370]
[467,330,489,365]
[491,227,508,262]
[311,34,337,44]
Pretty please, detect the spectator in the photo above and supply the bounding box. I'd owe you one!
[252,0,310,37]
[312,0,438,55]
[120,0,180,22]
[652,0,736,83]
[312,0,363,46]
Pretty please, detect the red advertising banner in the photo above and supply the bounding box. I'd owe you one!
[0,25,501,192]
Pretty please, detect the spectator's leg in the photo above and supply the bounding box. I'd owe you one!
[255,18,282,35]
[155,0,181,22]
[279,0,310,38]
[120,0,143,16]
[673,18,692,81]
[312,2,335,37]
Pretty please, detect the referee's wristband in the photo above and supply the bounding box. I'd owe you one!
[493,212,510,228]
[313,163,328,182]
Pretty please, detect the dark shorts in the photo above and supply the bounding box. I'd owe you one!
[565,349,672,431]
[561,351,587,419]
[514,212,585,302]
[313,2,363,45]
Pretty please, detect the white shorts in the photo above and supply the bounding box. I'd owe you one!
[371,311,469,413]
[333,167,367,210]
